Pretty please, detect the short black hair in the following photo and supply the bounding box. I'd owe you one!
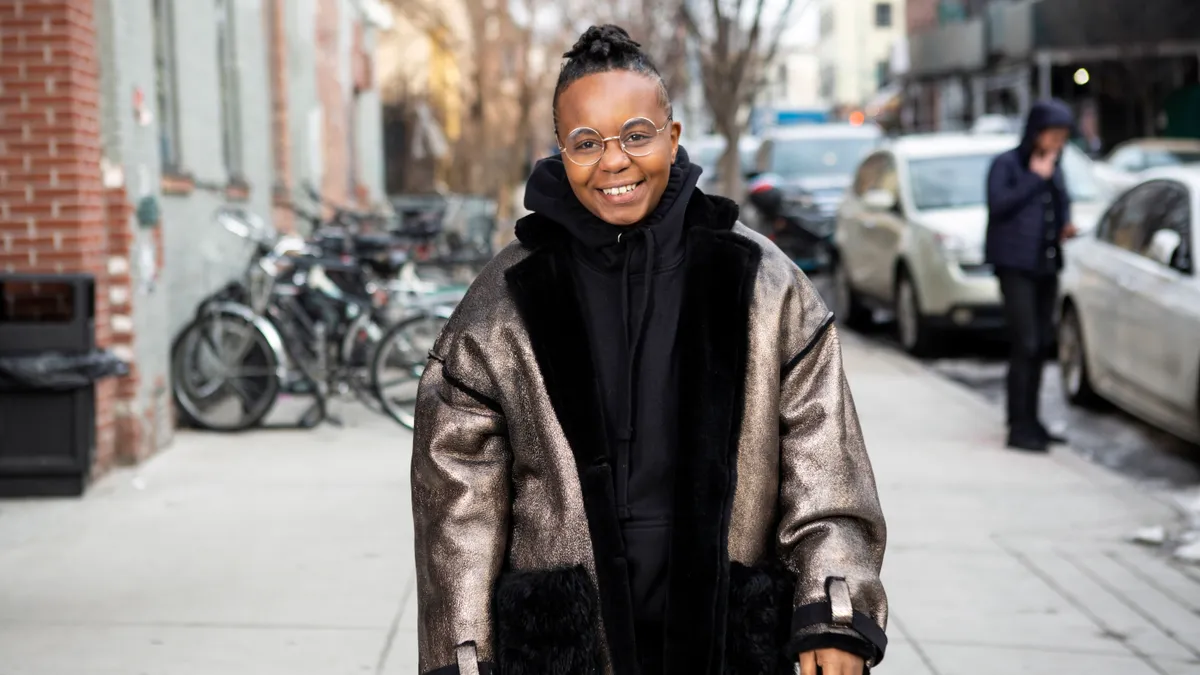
[553,25,671,133]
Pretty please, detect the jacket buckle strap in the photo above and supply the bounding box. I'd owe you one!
[455,643,480,675]
[826,577,853,627]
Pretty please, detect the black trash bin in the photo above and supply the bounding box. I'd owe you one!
[0,274,126,497]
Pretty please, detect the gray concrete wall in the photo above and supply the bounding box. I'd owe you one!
[95,0,173,443]
[356,87,386,203]
[89,0,386,450]
[160,0,275,337]
[94,0,279,445]
[357,25,386,203]
[233,0,277,228]
[286,0,320,213]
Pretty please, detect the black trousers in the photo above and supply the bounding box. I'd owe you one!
[635,620,665,675]
[997,270,1058,437]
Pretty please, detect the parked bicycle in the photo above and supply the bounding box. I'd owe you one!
[169,198,461,432]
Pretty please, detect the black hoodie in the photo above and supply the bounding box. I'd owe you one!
[523,149,703,652]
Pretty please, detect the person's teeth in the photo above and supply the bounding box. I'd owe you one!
[604,183,637,196]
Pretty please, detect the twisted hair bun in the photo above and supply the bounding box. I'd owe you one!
[553,25,671,125]
[563,25,643,62]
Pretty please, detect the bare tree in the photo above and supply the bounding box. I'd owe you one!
[453,1,585,219]
[682,0,810,198]
[594,1,692,101]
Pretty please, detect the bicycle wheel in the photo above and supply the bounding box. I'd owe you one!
[171,309,281,432]
[371,312,448,428]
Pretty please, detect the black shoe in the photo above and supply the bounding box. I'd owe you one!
[1007,433,1049,452]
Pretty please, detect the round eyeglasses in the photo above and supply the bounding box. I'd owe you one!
[558,116,672,167]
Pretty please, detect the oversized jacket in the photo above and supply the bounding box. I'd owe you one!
[411,192,888,675]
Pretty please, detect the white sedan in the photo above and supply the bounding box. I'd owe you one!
[833,132,1110,355]
[1058,168,1200,445]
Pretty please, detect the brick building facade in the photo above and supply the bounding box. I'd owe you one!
[0,0,387,482]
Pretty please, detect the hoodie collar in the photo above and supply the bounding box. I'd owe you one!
[521,146,702,273]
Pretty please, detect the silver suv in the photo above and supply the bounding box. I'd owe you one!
[832,133,1110,355]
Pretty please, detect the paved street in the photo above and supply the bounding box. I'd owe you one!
[1,333,1199,674]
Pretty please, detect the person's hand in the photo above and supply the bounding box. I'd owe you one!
[1061,222,1080,240]
[800,648,864,675]
[1030,150,1058,179]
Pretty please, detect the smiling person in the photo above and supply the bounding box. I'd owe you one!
[411,25,888,675]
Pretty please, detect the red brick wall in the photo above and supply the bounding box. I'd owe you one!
[315,0,351,210]
[0,0,132,478]
[266,0,294,232]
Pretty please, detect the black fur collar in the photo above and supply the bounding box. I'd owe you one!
[513,190,742,250]
[505,189,759,674]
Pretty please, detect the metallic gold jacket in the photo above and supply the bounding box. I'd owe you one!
[412,194,888,675]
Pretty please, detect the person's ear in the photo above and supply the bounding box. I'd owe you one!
[670,120,682,163]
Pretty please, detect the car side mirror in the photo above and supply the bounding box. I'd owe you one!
[1145,229,1185,270]
[862,189,897,212]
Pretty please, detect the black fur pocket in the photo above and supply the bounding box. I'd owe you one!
[724,561,796,675]
[493,565,604,675]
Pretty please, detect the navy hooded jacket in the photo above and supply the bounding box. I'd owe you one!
[984,100,1075,272]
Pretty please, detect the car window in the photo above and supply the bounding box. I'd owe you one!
[739,145,759,173]
[1137,181,1192,265]
[1141,149,1200,169]
[908,154,992,210]
[878,155,900,201]
[768,137,879,178]
[755,142,772,175]
[1100,182,1165,252]
[853,152,889,196]
[692,141,758,176]
[1109,146,1144,172]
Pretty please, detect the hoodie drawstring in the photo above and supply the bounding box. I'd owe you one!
[615,227,657,521]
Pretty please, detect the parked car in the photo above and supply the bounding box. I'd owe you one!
[1094,138,1200,192]
[832,132,1110,355]
[971,114,1021,135]
[741,123,884,271]
[690,134,760,196]
[1057,168,1200,445]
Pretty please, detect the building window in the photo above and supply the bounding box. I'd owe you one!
[216,0,243,179]
[877,60,890,88]
[820,66,836,101]
[875,2,892,28]
[819,7,834,37]
[152,0,181,171]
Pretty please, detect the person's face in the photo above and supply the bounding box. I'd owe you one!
[554,70,682,226]
[1037,127,1069,154]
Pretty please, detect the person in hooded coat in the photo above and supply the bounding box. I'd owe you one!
[985,100,1079,453]
[411,25,888,675]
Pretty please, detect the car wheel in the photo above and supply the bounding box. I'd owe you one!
[895,271,938,357]
[833,256,872,329]
[1058,304,1103,408]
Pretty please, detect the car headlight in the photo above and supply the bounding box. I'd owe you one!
[934,232,984,266]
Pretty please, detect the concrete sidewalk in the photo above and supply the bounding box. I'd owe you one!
[0,334,1198,675]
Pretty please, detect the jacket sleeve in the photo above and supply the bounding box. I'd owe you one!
[777,307,889,668]
[987,153,1047,222]
[412,354,510,675]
